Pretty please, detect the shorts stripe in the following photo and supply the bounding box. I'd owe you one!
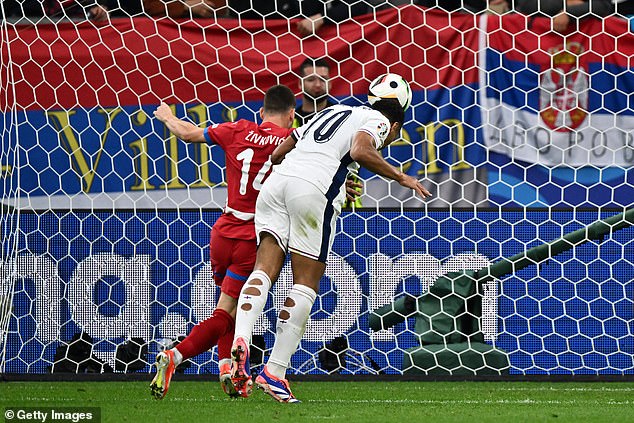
[259,228,287,252]
[226,269,248,282]
[319,152,353,262]
[288,247,320,261]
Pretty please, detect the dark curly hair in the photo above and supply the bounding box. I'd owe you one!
[371,99,405,126]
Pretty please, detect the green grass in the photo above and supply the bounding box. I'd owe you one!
[1,380,634,423]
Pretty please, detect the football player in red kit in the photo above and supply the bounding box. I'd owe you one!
[150,85,296,399]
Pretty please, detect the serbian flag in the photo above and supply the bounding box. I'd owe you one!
[481,14,634,167]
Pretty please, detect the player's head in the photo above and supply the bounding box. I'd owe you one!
[261,84,296,128]
[371,99,405,147]
[298,57,331,103]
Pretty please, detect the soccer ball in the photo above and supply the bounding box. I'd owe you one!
[367,73,412,111]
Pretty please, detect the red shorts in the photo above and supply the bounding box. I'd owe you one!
[210,228,257,299]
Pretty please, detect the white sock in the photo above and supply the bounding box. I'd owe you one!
[218,358,231,373]
[171,347,183,367]
[266,284,317,380]
[233,270,272,346]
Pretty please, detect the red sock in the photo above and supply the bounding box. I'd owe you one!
[217,326,235,361]
[176,309,234,360]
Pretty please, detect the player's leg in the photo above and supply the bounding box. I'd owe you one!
[230,234,285,396]
[151,300,235,399]
[215,237,256,397]
[206,293,238,397]
[255,176,340,403]
[150,230,245,399]
[255,254,322,404]
[172,292,235,363]
[231,173,289,396]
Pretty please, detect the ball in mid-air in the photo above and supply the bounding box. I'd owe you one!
[367,73,412,111]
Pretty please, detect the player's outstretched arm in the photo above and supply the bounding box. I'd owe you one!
[350,132,432,199]
[153,102,206,143]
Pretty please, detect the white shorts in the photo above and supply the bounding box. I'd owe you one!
[255,172,344,262]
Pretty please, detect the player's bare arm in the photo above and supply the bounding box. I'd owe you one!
[350,131,432,199]
[271,135,297,165]
[153,102,206,143]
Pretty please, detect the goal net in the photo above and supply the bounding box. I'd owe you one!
[1,3,633,376]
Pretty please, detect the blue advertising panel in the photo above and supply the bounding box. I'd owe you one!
[5,210,633,375]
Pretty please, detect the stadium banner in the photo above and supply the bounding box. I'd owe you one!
[482,14,634,167]
[1,6,487,209]
[3,9,634,211]
[4,210,633,375]
[480,14,634,206]
[5,96,487,210]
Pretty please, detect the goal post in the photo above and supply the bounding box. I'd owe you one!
[1,5,633,376]
[0,8,19,373]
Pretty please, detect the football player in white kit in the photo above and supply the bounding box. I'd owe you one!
[230,97,432,403]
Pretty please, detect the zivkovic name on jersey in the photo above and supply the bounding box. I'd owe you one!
[4,210,632,374]
[243,130,286,146]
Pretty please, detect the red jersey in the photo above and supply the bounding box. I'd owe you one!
[204,119,293,240]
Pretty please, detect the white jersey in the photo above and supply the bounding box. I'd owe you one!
[275,104,391,195]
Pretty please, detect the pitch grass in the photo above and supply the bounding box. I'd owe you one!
[1,380,634,423]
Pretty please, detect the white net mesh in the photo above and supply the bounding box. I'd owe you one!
[1,2,633,375]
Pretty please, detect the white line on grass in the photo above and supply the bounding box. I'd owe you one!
[304,398,634,406]
[65,396,630,407]
[165,397,634,406]
[472,386,634,393]
[409,386,634,393]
